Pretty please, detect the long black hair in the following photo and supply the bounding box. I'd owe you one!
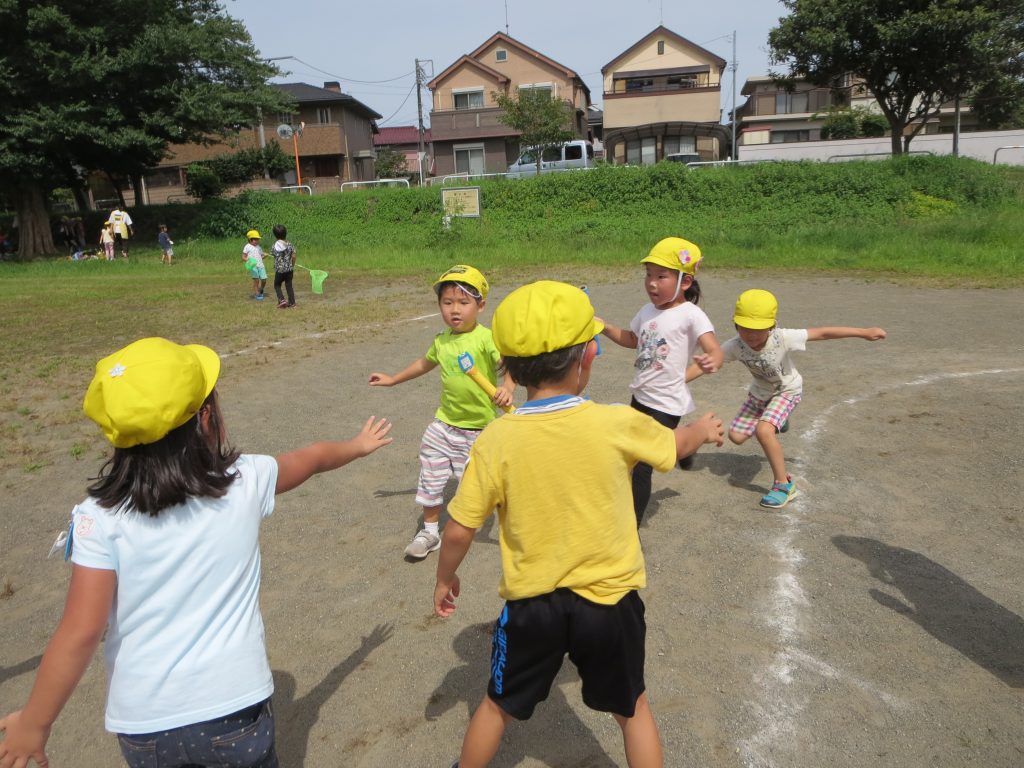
[86,392,240,516]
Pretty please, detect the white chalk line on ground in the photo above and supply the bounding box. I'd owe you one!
[737,366,1024,768]
[218,312,441,360]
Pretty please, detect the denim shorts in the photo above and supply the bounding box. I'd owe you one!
[117,698,277,768]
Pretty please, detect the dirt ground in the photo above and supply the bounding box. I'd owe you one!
[1,272,1022,767]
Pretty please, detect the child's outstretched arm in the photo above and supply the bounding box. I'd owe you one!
[275,416,392,493]
[368,357,436,387]
[691,330,724,375]
[807,327,887,342]
[434,519,476,617]
[0,565,115,768]
[674,412,725,459]
[595,317,638,349]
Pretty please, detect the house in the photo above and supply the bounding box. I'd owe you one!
[373,126,433,180]
[735,75,855,146]
[136,81,381,203]
[427,32,591,177]
[601,26,729,165]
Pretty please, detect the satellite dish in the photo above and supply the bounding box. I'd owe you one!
[276,123,293,140]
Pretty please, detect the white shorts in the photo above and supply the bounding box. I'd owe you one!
[415,419,481,507]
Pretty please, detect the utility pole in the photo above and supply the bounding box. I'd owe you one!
[731,31,738,161]
[415,58,425,186]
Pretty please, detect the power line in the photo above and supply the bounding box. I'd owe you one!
[378,82,418,124]
[275,55,414,85]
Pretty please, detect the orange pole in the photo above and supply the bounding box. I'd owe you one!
[292,132,302,187]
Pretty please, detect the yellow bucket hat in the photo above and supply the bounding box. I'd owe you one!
[641,237,703,274]
[733,289,778,330]
[83,338,221,448]
[246,229,261,240]
[492,281,604,357]
[433,264,489,300]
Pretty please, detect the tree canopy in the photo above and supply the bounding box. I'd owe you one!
[768,0,1024,155]
[0,0,291,257]
[492,89,575,174]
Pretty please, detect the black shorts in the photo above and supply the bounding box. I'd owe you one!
[487,588,647,720]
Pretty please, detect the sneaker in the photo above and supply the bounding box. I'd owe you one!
[760,476,799,509]
[404,529,441,559]
[779,419,790,434]
[255,293,265,301]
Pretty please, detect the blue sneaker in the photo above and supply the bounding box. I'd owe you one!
[760,477,798,509]
[255,293,265,301]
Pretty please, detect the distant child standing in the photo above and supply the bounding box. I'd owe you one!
[599,237,724,525]
[369,265,514,559]
[158,224,174,265]
[693,289,886,508]
[242,229,267,301]
[0,337,392,768]
[271,224,296,308]
[434,282,724,768]
[100,222,115,261]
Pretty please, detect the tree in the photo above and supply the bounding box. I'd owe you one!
[0,0,291,258]
[492,89,574,175]
[768,0,1024,156]
[815,105,889,139]
[185,145,293,199]
[374,147,409,179]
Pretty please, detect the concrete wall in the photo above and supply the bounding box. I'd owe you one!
[737,129,1024,165]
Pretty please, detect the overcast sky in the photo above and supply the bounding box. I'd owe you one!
[229,0,788,127]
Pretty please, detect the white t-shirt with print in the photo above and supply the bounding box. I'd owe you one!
[243,242,264,267]
[70,454,278,733]
[629,301,715,416]
[721,328,809,401]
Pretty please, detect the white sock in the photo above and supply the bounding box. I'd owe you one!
[424,521,440,536]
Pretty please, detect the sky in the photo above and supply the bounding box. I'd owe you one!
[228,0,788,127]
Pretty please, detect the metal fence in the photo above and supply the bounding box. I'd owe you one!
[993,145,1024,164]
[340,178,410,192]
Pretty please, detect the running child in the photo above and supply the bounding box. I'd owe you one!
[0,337,391,768]
[270,224,297,308]
[369,265,514,560]
[242,229,267,300]
[598,237,723,525]
[693,289,886,508]
[434,281,723,768]
[158,224,174,265]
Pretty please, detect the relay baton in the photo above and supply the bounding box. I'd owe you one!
[579,285,602,355]
[458,352,514,413]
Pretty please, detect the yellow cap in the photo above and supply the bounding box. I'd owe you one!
[641,237,703,274]
[433,264,489,300]
[733,289,778,329]
[492,281,603,357]
[246,230,261,239]
[83,338,221,448]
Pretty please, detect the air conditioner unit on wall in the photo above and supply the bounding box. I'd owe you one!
[355,149,376,159]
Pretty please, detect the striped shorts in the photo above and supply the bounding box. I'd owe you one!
[730,392,801,437]
[415,419,481,507]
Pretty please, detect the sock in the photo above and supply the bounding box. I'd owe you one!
[424,521,440,536]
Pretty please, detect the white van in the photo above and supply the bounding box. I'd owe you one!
[507,140,595,178]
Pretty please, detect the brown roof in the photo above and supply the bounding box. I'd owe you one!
[427,55,509,90]
[374,126,432,146]
[602,26,727,74]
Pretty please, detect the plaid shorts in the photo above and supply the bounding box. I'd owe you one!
[730,392,801,437]
[415,419,481,507]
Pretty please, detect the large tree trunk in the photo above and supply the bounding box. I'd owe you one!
[13,183,56,260]
[890,126,904,156]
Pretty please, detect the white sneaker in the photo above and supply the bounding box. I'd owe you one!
[404,529,441,559]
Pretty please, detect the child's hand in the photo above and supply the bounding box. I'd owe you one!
[493,387,513,409]
[0,710,51,768]
[693,353,719,374]
[865,327,887,341]
[352,416,393,456]
[367,373,395,387]
[434,575,461,618]
[695,412,725,446]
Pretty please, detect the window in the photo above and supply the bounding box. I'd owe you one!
[519,84,553,99]
[667,74,700,90]
[663,136,696,155]
[496,49,507,62]
[317,107,332,124]
[626,137,656,165]
[453,90,484,110]
[657,40,665,55]
[454,144,485,175]
[770,130,810,143]
[625,78,654,92]
[775,91,810,114]
[541,146,561,162]
[145,166,182,188]
[276,113,295,125]
[564,144,582,161]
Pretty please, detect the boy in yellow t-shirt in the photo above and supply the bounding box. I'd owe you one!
[369,266,514,559]
[433,281,724,768]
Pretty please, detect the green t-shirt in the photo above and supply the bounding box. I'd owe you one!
[425,323,501,429]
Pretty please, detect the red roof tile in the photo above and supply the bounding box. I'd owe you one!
[374,126,431,146]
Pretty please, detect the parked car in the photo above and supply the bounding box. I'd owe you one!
[507,140,595,178]
[664,152,702,165]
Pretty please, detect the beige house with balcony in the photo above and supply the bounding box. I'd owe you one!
[427,32,591,177]
[139,82,381,202]
[602,26,729,164]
